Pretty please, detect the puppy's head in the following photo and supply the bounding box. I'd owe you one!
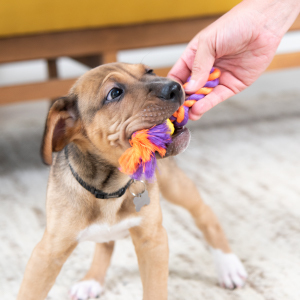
[41,63,190,166]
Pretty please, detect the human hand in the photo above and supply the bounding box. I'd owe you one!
[168,0,300,120]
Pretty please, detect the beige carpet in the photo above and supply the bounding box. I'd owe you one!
[1,74,300,300]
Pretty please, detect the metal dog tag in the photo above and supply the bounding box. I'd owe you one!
[129,180,150,212]
[133,190,150,212]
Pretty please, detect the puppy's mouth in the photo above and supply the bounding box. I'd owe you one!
[164,126,190,157]
[127,94,190,157]
[128,118,191,158]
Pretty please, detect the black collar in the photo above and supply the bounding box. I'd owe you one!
[65,147,133,199]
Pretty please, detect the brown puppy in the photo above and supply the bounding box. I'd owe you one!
[17,63,247,300]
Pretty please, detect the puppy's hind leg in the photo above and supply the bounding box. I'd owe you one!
[69,242,114,300]
[157,158,247,289]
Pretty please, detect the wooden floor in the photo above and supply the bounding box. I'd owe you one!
[1,68,300,299]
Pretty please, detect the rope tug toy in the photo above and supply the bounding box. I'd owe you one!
[119,67,221,181]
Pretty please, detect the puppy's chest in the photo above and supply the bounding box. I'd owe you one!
[77,217,142,243]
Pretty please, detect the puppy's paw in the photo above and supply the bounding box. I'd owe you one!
[211,248,248,289]
[69,279,103,300]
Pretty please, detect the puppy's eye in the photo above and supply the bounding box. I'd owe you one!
[106,88,123,101]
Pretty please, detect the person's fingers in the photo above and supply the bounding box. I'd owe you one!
[185,34,216,93]
[167,57,190,85]
[167,44,197,84]
[189,84,235,119]
[188,110,203,121]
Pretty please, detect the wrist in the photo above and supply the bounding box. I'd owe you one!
[241,0,300,38]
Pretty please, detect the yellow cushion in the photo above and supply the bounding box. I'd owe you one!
[0,0,241,37]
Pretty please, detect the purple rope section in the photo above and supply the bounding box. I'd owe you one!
[174,68,220,127]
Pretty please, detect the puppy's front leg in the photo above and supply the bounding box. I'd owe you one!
[17,231,77,300]
[130,224,169,300]
[129,185,169,300]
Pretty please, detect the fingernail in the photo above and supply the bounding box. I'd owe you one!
[185,80,198,92]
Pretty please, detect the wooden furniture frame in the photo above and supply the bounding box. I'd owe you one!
[0,15,300,105]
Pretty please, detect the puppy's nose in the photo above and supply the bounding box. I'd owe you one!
[159,82,182,101]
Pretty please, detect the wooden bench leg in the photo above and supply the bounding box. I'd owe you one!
[101,52,117,64]
[71,51,117,69]
[47,59,58,105]
[47,59,58,79]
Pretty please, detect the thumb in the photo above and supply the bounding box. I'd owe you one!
[185,36,216,93]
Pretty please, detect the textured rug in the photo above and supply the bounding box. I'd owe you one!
[1,79,300,300]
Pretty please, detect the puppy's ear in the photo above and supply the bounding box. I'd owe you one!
[41,96,80,165]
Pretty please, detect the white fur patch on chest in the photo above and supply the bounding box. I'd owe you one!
[77,217,142,243]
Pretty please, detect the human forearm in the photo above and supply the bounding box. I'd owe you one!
[241,0,300,38]
[168,0,300,119]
